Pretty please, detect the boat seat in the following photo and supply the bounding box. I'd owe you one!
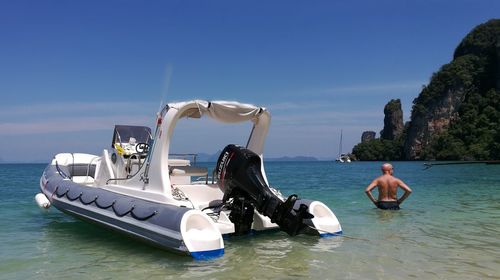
[169,166,208,177]
[71,176,95,184]
[69,164,97,178]
[169,166,209,184]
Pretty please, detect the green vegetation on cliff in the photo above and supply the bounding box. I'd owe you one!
[352,19,500,161]
[421,19,499,160]
[353,98,406,161]
[411,54,487,116]
[352,137,404,161]
[424,88,500,160]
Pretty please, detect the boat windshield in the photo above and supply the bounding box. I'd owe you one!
[111,125,152,147]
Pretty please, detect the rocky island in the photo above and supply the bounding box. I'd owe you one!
[353,19,500,160]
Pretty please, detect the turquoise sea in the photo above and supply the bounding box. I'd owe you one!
[0,162,499,279]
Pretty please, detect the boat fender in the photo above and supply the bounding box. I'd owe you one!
[35,193,51,209]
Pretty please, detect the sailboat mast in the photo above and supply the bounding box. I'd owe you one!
[338,129,343,157]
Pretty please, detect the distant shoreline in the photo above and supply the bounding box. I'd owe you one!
[5,159,499,165]
[0,157,321,164]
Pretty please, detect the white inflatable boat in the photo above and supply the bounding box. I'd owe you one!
[37,100,342,259]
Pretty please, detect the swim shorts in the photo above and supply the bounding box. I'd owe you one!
[377,201,400,210]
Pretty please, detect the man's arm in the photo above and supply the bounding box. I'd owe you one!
[396,179,412,205]
[365,179,378,205]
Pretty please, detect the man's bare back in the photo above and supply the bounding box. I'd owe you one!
[365,163,412,210]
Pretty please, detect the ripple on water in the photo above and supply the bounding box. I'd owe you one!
[1,162,500,279]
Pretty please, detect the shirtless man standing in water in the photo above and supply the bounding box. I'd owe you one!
[365,163,412,210]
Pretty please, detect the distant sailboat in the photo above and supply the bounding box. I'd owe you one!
[335,129,351,163]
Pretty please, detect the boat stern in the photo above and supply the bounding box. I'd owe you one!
[180,210,224,260]
[302,200,342,237]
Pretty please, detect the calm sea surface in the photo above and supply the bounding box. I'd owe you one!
[0,162,499,279]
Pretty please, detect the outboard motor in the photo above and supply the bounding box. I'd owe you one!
[216,144,313,236]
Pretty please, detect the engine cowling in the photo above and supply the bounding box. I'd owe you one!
[215,144,313,236]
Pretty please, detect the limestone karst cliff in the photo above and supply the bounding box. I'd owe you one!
[404,19,499,160]
[380,99,404,141]
[352,19,500,160]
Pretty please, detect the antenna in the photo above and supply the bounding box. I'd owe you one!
[158,64,173,112]
[338,129,343,157]
[142,64,173,185]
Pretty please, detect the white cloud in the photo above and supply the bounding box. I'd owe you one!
[270,107,382,126]
[0,101,160,135]
[256,99,383,132]
[322,81,425,95]
[0,101,157,119]
[0,115,152,135]
[0,97,389,160]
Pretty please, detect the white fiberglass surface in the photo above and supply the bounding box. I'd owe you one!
[181,210,224,252]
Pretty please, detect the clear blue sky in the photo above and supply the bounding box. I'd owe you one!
[0,0,498,162]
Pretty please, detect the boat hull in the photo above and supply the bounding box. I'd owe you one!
[40,164,224,260]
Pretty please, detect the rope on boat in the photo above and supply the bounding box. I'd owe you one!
[171,186,195,209]
[55,161,70,179]
[54,186,158,221]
